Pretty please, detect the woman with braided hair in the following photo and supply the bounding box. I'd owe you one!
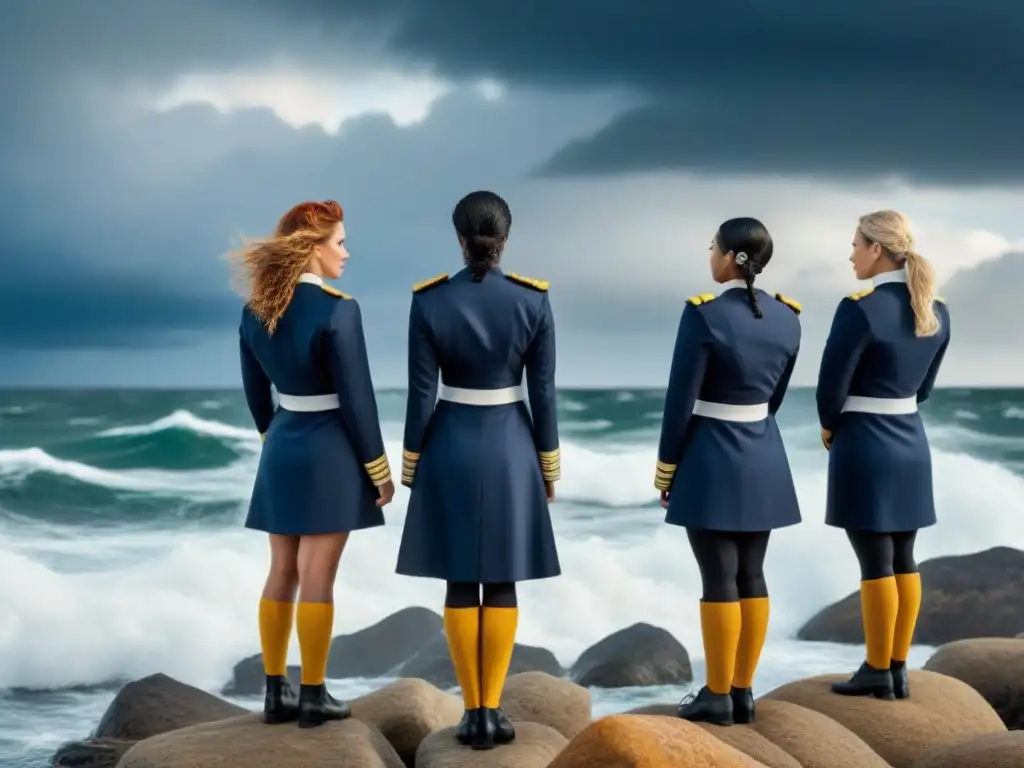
[655,217,803,726]
[819,210,950,702]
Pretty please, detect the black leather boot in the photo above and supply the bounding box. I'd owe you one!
[831,662,895,700]
[677,687,734,726]
[471,707,498,750]
[297,683,351,728]
[730,686,755,724]
[456,709,480,745]
[493,708,516,745]
[890,660,910,699]
[262,675,299,724]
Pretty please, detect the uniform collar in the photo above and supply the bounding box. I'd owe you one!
[717,278,749,294]
[872,269,907,288]
[297,272,324,286]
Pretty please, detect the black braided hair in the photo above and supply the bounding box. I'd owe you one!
[452,191,512,282]
[715,217,774,319]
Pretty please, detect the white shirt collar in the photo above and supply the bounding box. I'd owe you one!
[872,269,908,288]
[717,278,750,295]
[297,272,324,286]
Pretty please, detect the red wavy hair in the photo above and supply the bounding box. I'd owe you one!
[230,201,344,333]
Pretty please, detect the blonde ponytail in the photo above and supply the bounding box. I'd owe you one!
[904,251,940,337]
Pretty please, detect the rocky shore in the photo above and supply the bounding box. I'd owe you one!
[51,637,1024,768]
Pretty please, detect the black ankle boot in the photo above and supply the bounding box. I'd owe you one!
[890,660,909,699]
[471,707,498,750]
[297,683,351,728]
[456,709,480,745]
[262,675,299,724]
[492,708,516,745]
[677,687,734,726]
[831,662,895,700]
[730,686,755,724]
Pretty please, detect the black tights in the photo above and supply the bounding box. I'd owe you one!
[445,581,518,609]
[846,530,919,581]
[687,530,771,603]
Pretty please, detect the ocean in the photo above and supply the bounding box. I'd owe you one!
[2,387,1023,767]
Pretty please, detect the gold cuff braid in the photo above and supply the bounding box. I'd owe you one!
[364,454,392,486]
[539,448,561,482]
[654,460,677,492]
[402,449,420,485]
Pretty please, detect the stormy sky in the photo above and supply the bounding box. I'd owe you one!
[1,0,1021,387]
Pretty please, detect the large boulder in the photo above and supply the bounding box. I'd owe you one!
[625,700,889,768]
[547,715,767,767]
[908,731,1024,768]
[349,677,462,767]
[923,638,1024,730]
[415,722,567,768]
[501,671,592,740]
[762,669,1006,768]
[797,547,1024,644]
[570,623,692,688]
[117,713,403,768]
[396,635,563,689]
[223,606,444,696]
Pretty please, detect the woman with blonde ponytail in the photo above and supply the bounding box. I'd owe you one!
[815,210,950,703]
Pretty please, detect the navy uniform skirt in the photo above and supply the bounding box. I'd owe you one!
[826,412,936,532]
[245,410,385,536]
[396,401,561,583]
[665,417,801,532]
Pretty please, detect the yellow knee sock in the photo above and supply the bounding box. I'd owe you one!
[259,598,295,676]
[700,601,742,695]
[480,607,518,708]
[444,607,482,709]
[860,577,899,669]
[296,602,334,685]
[892,572,922,662]
[733,597,769,689]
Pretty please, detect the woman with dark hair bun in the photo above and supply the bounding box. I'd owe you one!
[655,217,803,727]
[395,191,562,751]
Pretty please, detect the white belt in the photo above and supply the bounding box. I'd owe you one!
[841,395,918,415]
[277,393,340,412]
[438,384,524,406]
[692,399,769,422]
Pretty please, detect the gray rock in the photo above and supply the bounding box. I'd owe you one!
[570,623,692,688]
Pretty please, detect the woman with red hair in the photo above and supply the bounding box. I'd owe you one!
[231,200,395,729]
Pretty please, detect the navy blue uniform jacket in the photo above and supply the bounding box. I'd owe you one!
[395,267,561,583]
[656,283,803,532]
[240,274,390,536]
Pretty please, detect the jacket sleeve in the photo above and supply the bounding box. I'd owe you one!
[239,328,274,438]
[323,299,392,487]
[524,293,559,482]
[401,296,439,486]
[816,298,870,431]
[655,305,710,491]
[917,303,951,403]
[769,345,800,415]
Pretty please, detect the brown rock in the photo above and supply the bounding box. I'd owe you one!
[94,673,246,741]
[763,670,1006,768]
[570,623,693,687]
[415,722,567,768]
[908,731,1024,767]
[750,700,891,768]
[797,547,1024,645]
[695,723,800,768]
[117,712,404,768]
[350,677,463,767]
[547,714,767,767]
[50,737,134,768]
[501,672,592,740]
[923,638,1024,730]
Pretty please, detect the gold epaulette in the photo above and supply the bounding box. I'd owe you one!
[687,293,716,306]
[507,272,550,291]
[412,273,449,293]
[935,296,946,304]
[320,284,352,299]
[774,293,802,314]
[848,288,874,301]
